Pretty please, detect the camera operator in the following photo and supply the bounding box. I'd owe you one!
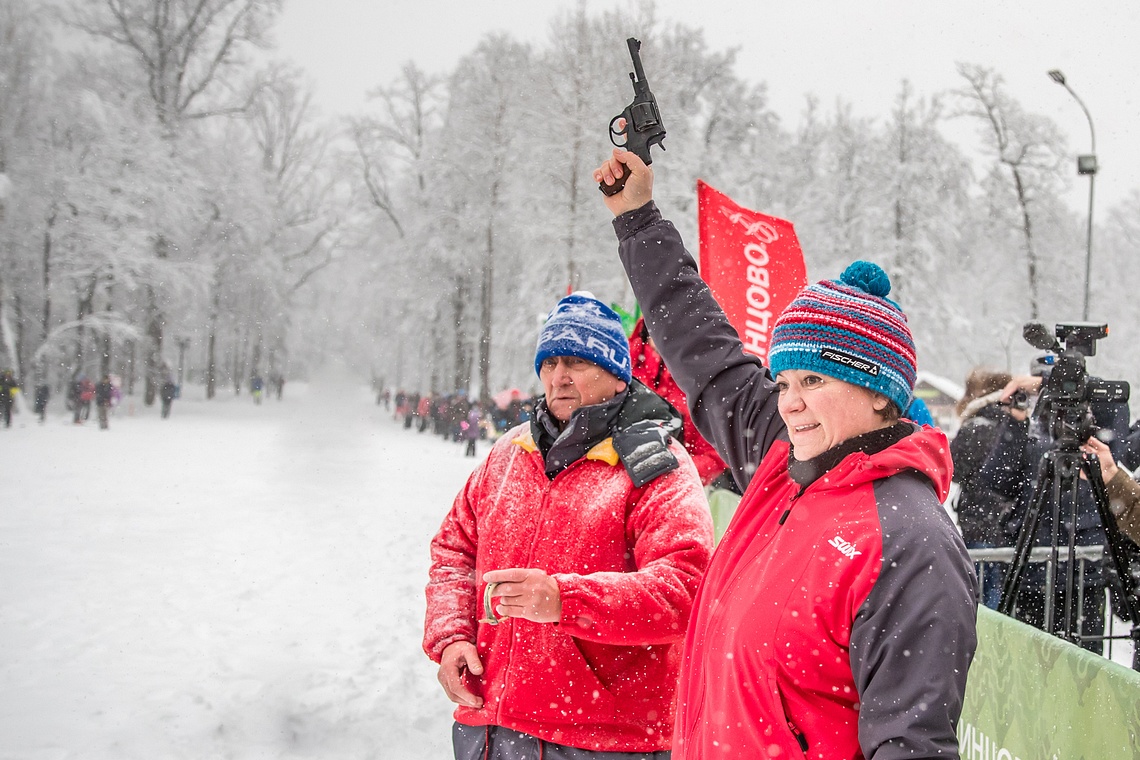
[975,372,1130,652]
[950,369,1016,610]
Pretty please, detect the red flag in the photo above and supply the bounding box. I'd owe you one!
[697,181,808,362]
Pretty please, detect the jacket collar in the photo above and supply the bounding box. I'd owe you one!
[788,421,913,487]
[779,421,953,503]
[524,379,682,480]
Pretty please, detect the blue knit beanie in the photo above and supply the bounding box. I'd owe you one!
[535,292,632,384]
[767,261,917,413]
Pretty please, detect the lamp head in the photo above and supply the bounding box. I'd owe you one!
[1048,69,1066,85]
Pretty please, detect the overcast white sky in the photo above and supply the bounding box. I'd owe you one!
[273,0,1140,213]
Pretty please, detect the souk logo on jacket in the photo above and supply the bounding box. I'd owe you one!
[829,535,861,559]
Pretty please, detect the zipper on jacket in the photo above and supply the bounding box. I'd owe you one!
[778,484,809,525]
[787,721,809,753]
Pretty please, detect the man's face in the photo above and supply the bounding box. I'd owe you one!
[539,356,627,423]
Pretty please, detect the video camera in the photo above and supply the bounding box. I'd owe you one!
[1022,322,1130,447]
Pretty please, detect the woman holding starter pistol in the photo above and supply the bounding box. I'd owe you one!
[593,145,978,760]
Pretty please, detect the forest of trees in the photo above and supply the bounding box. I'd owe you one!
[2,0,1139,409]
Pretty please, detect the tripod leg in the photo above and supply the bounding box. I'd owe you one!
[1000,455,1055,616]
[1042,462,1069,634]
[1058,457,1084,643]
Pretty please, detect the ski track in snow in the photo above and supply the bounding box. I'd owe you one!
[0,371,469,759]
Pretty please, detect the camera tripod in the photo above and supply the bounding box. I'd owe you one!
[999,443,1140,671]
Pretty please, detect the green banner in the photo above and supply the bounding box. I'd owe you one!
[960,607,1140,758]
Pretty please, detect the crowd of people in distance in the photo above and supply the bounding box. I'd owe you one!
[0,366,291,429]
[379,387,536,457]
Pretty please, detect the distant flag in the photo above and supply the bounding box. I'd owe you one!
[697,181,808,362]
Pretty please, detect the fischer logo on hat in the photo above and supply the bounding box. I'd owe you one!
[534,292,632,384]
[767,260,916,412]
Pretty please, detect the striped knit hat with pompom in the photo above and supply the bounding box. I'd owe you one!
[767,260,917,413]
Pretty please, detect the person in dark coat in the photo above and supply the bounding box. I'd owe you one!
[160,378,177,419]
[34,383,50,423]
[0,369,18,428]
[95,375,114,430]
[461,403,481,457]
[950,368,1014,609]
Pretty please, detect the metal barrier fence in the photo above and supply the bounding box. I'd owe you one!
[966,545,1135,664]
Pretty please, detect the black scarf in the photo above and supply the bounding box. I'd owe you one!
[787,421,915,488]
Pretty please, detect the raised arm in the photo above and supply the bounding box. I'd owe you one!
[595,149,785,487]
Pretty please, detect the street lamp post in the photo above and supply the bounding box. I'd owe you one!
[1048,69,1097,320]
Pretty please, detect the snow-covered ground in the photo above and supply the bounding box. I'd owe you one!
[2,369,1134,759]
[0,368,468,759]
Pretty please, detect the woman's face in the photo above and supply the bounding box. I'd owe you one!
[776,369,892,461]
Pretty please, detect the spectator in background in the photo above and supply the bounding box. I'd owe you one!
[461,402,481,457]
[905,395,936,427]
[250,374,265,405]
[950,368,1015,610]
[95,374,114,430]
[628,317,736,491]
[629,316,741,541]
[34,382,50,423]
[417,393,433,432]
[160,376,177,419]
[0,369,18,428]
[73,375,95,424]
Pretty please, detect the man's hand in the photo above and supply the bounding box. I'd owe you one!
[482,568,562,624]
[594,147,654,217]
[437,640,484,708]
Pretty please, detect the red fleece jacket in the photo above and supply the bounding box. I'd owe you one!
[424,424,714,752]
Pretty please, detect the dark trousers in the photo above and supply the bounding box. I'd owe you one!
[465,439,477,457]
[453,724,670,760]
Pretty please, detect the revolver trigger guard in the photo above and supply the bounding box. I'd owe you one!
[608,114,628,148]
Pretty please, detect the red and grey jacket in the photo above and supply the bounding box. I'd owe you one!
[423,389,714,752]
[613,201,977,760]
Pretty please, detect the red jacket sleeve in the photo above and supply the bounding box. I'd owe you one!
[423,465,483,663]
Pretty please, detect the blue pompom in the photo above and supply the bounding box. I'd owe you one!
[840,260,891,297]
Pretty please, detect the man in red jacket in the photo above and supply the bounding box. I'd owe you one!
[425,292,714,760]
